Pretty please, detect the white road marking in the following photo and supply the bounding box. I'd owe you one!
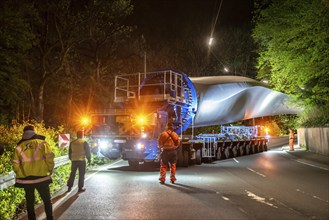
[39,160,123,220]
[296,188,329,203]
[233,158,239,163]
[222,196,230,201]
[296,159,329,171]
[245,190,278,208]
[247,168,266,177]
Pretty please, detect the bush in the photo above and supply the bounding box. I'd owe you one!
[0,121,113,220]
[297,104,329,128]
[0,121,69,219]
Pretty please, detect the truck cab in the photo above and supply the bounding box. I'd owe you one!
[86,109,136,159]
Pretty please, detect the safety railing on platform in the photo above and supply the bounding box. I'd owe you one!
[0,155,70,190]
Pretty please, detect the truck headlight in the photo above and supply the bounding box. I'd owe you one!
[99,141,113,150]
[136,143,145,149]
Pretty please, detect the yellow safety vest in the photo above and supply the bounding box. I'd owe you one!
[12,139,54,184]
[70,139,88,161]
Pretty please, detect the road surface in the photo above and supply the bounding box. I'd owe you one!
[19,139,329,220]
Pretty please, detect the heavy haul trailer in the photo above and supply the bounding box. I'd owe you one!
[183,126,269,166]
[111,69,291,167]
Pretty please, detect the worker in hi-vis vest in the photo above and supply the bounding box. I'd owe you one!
[289,129,295,151]
[158,122,180,184]
[67,130,91,193]
[12,125,55,220]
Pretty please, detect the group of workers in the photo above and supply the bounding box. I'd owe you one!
[10,126,91,220]
[7,122,179,220]
[7,122,294,219]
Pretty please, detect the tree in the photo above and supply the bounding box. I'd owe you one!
[22,0,88,121]
[253,0,329,109]
[18,0,135,125]
[0,0,35,124]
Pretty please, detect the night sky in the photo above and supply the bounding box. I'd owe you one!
[129,0,254,41]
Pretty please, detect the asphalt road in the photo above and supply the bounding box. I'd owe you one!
[19,139,329,220]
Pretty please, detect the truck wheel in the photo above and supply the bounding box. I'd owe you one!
[195,149,202,165]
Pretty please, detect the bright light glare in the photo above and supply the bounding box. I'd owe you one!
[81,116,90,126]
[224,67,229,72]
[99,141,109,150]
[141,133,147,138]
[137,115,146,125]
[136,143,144,149]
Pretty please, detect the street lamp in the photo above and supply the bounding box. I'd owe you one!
[208,37,214,46]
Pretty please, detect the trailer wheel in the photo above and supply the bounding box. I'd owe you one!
[216,147,223,160]
[258,141,264,152]
[250,142,255,154]
[232,145,238,158]
[264,142,268,151]
[177,150,184,167]
[195,149,202,165]
[224,147,232,159]
[245,144,249,155]
[239,144,245,156]
[253,142,259,153]
[182,150,189,167]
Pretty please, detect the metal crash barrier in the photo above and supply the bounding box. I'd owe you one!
[0,155,70,190]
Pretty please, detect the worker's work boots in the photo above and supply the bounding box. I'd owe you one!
[170,176,176,184]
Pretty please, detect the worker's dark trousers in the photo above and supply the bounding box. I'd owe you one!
[67,160,86,189]
[24,182,53,220]
[159,149,177,182]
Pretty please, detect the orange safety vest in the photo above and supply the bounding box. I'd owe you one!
[12,139,54,184]
[158,130,180,150]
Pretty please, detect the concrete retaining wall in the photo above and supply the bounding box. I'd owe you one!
[297,127,329,156]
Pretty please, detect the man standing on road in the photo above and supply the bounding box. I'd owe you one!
[12,125,55,220]
[158,122,180,184]
[289,129,295,151]
[67,130,91,192]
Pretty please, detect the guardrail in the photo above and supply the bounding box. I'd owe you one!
[0,155,70,191]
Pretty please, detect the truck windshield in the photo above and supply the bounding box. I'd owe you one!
[91,115,132,135]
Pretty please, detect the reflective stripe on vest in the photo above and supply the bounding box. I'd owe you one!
[16,176,51,184]
[16,142,47,163]
[13,139,54,179]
